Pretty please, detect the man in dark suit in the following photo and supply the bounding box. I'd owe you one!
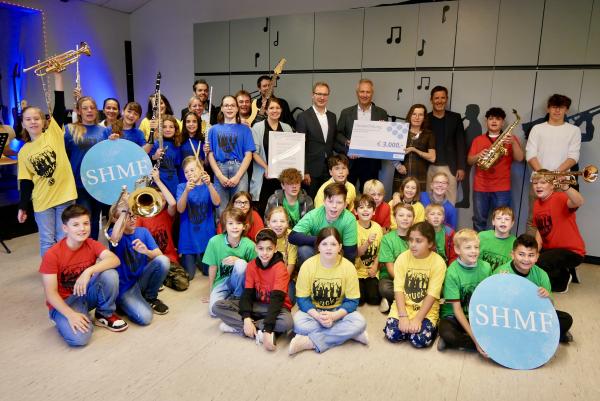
[180,79,218,124]
[427,85,466,204]
[296,82,337,198]
[335,79,388,192]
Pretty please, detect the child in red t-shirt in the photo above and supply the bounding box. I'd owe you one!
[212,229,293,351]
[467,107,524,232]
[363,179,391,232]
[39,204,127,347]
[531,171,586,293]
[137,168,190,290]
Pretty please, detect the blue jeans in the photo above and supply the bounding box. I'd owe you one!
[117,255,169,325]
[49,269,119,347]
[181,253,208,280]
[77,187,103,240]
[293,310,366,353]
[209,259,247,317]
[34,200,74,257]
[472,190,512,232]
[214,160,248,216]
[296,245,315,271]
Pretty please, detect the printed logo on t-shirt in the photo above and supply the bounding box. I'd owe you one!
[29,146,57,185]
[219,263,234,278]
[534,213,552,237]
[256,283,273,304]
[217,133,238,154]
[152,228,169,253]
[360,244,379,267]
[188,202,210,229]
[76,136,101,150]
[124,247,144,273]
[58,261,92,291]
[404,269,429,305]
[459,284,476,316]
[480,251,509,272]
[312,278,342,307]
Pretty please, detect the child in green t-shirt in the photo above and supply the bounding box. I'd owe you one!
[425,204,456,265]
[202,207,257,317]
[494,234,574,343]
[378,203,414,313]
[478,206,516,271]
[438,229,491,355]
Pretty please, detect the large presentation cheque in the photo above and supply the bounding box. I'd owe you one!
[268,131,305,178]
[348,120,409,160]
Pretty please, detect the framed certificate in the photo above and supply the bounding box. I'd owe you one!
[268,131,305,178]
[348,120,409,160]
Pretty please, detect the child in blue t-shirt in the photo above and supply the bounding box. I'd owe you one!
[177,156,220,280]
[420,172,457,230]
[108,101,149,150]
[107,204,170,326]
[64,96,111,240]
[207,95,256,216]
[150,115,183,198]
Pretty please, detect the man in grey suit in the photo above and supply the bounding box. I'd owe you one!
[335,79,389,192]
[296,82,337,198]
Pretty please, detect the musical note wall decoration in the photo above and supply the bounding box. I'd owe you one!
[442,5,450,23]
[386,26,402,44]
[417,77,430,90]
[263,18,269,32]
[417,39,426,56]
[396,88,403,100]
[273,31,279,47]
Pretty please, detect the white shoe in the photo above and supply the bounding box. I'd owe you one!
[255,330,264,345]
[353,330,369,345]
[379,298,390,313]
[219,322,238,333]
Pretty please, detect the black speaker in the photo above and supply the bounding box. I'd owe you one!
[124,41,134,102]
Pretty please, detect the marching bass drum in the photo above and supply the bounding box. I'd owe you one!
[80,139,153,205]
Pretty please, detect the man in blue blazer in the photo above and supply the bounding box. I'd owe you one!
[335,79,389,192]
[296,82,337,198]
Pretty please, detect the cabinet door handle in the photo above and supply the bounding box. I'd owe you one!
[254,52,260,67]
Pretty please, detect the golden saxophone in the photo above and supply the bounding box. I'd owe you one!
[477,109,520,171]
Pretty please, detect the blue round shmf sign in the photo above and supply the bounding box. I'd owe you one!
[80,139,153,205]
[469,274,560,370]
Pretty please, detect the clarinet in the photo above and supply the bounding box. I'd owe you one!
[147,71,161,144]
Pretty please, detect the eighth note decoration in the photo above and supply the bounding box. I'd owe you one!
[417,39,426,56]
[386,26,402,44]
[417,77,430,91]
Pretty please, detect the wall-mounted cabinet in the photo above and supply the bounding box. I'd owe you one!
[194,21,229,73]
[269,13,314,71]
[454,0,499,66]
[416,1,457,67]
[314,9,364,70]
[494,0,544,66]
[362,4,419,69]
[230,17,270,72]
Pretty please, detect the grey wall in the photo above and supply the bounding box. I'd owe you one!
[190,0,600,256]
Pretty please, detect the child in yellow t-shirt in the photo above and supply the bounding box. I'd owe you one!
[389,176,425,229]
[355,194,383,306]
[384,221,446,348]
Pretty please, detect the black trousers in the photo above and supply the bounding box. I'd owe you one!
[439,310,573,350]
[537,248,583,292]
[378,277,394,307]
[349,158,379,193]
[359,277,381,306]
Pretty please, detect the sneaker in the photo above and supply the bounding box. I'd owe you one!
[255,329,264,345]
[437,337,446,351]
[158,284,165,292]
[560,331,574,343]
[379,298,390,313]
[219,322,238,333]
[353,330,369,345]
[555,275,573,294]
[95,312,128,332]
[147,298,169,315]
[289,334,315,355]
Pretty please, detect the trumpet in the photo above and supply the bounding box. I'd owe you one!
[24,42,91,76]
[532,165,598,189]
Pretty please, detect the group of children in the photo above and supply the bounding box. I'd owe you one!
[20,76,581,358]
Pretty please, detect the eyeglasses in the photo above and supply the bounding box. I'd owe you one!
[234,200,250,206]
[313,92,329,97]
[222,104,237,109]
